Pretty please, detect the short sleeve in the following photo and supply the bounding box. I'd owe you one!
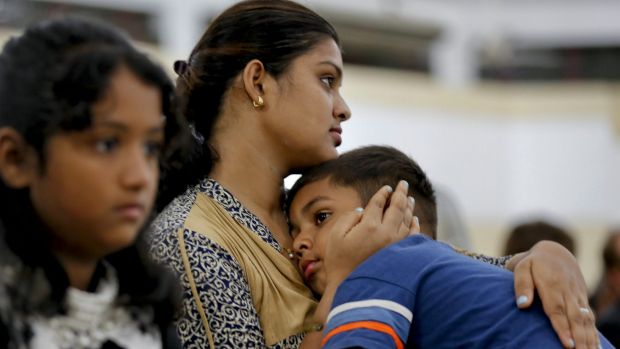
[322,277,415,348]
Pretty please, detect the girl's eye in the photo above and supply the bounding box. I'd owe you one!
[144,141,163,157]
[95,137,119,153]
[320,76,334,87]
[315,211,331,225]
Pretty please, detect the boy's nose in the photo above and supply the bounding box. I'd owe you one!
[292,235,312,258]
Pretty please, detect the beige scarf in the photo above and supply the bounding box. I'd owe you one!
[178,192,317,347]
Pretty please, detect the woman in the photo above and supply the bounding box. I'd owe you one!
[149,1,597,348]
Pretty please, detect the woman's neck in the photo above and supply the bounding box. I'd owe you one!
[210,127,292,245]
[211,142,286,218]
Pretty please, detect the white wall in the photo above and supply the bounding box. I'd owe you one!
[339,105,619,223]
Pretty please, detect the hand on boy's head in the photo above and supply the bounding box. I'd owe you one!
[323,180,416,287]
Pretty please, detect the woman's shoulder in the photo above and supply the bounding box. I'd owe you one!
[150,182,201,238]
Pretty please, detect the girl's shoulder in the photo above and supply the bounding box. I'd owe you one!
[0,243,46,348]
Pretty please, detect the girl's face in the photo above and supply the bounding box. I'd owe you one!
[29,66,164,261]
[264,38,351,170]
[289,178,362,295]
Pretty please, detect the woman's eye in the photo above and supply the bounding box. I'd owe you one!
[95,137,119,153]
[320,76,334,87]
[315,211,331,225]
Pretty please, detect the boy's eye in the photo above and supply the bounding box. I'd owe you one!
[315,211,331,225]
[95,137,119,153]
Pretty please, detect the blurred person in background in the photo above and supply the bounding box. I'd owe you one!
[435,187,473,250]
[591,229,620,347]
[504,220,576,256]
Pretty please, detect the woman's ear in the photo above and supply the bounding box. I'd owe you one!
[242,59,267,108]
[0,128,37,188]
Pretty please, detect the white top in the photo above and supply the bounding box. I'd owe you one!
[28,265,162,349]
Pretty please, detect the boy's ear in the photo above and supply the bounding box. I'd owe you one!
[0,128,37,189]
[242,59,267,107]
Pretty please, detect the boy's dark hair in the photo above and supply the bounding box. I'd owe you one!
[157,0,340,208]
[287,145,438,238]
[0,17,186,340]
[503,220,576,256]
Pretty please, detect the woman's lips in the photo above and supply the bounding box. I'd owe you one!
[330,127,342,146]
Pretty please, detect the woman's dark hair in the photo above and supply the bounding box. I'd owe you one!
[0,17,186,339]
[158,0,340,207]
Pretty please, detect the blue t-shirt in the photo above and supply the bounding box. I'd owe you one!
[323,235,614,349]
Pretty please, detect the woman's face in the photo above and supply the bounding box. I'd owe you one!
[28,66,164,261]
[264,38,351,170]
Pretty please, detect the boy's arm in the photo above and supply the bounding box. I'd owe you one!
[453,241,598,349]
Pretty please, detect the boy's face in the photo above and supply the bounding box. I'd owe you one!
[290,177,362,295]
[28,66,164,261]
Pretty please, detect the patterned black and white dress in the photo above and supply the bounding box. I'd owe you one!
[0,254,164,349]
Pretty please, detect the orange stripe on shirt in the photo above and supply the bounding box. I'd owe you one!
[321,320,405,349]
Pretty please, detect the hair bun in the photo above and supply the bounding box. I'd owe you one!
[173,60,188,76]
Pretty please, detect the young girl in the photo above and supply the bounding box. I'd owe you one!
[0,18,187,348]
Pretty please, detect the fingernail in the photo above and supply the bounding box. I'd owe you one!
[384,185,393,193]
[408,196,415,206]
[355,207,363,213]
[567,338,575,348]
[401,180,409,190]
[516,295,528,306]
[414,216,419,226]
[598,344,603,349]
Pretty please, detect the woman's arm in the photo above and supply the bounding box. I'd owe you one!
[152,228,272,348]
[452,245,513,268]
[507,241,598,349]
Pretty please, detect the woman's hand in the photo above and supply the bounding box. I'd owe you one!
[324,180,418,288]
[508,240,598,349]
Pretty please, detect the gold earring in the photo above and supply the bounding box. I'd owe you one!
[252,95,264,108]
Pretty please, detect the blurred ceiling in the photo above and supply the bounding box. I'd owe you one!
[1,0,619,86]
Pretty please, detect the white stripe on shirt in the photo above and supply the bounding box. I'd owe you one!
[326,299,413,324]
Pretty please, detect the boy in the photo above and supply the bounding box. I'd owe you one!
[287,145,612,349]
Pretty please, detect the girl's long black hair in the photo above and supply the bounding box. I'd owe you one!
[0,17,188,342]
